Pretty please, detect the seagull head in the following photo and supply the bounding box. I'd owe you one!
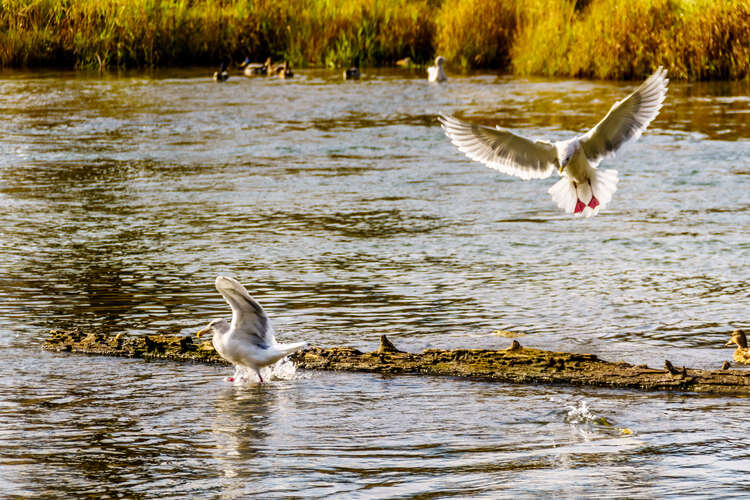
[197,318,230,339]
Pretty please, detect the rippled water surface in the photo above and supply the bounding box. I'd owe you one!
[1,68,749,498]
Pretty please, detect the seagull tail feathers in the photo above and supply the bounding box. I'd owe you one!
[548,169,618,217]
[275,341,307,356]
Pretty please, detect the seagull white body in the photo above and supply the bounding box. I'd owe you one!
[197,276,306,383]
[428,56,447,83]
[440,67,669,216]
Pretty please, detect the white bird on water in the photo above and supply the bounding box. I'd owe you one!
[439,67,668,216]
[428,56,447,83]
[197,276,306,384]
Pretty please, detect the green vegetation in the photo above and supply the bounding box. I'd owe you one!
[1,0,747,79]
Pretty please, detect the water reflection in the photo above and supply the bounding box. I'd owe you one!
[211,387,273,484]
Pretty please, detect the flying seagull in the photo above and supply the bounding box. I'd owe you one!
[439,67,668,216]
[197,276,306,383]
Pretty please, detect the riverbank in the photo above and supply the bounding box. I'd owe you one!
[1,0,748,79]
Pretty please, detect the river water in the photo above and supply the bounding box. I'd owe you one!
[0,68,748,498]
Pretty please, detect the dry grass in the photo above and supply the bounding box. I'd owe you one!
[0,0,435,69]
[434,0,518,70]
[674,0,750,80]
[511,0,750,79]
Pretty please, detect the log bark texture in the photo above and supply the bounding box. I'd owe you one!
[42,329,750,395]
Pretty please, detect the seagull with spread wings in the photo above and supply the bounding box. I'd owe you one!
[439,67,668,217]
[197,276,306,384]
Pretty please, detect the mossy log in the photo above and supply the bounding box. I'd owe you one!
[42,329,750,395]
[44,329,228,364]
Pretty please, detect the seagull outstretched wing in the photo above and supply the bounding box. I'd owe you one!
[579,67,668,166]
[215,276,273,346]
[439,114,559,180]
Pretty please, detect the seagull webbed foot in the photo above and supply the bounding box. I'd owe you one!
[574,199,586,214]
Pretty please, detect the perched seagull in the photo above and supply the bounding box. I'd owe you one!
[428,56,447,83]
[439,67,669,216]
[197,276,306,383]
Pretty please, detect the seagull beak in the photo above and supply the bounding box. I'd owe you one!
[196,327,210,338]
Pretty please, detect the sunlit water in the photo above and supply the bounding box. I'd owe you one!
[1,68,749,498]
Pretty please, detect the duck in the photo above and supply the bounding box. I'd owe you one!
[275,60,294,79]
[427,56,447,82]
[241,57,271,76]
[212,63,229,82]
[396,57,413,68]
[343,59,360,80]
[196,276,307,384]
[725,329,750,364]
[343,67,360,80]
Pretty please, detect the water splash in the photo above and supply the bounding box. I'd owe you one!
[565,400,597,424]
[563,399,633,437]
[268,356,299,381]
[230,357,301,385]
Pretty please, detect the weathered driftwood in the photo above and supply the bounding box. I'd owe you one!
[42,329,750,395]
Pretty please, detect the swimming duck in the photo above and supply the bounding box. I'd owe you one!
[396,57,413,68]
[343,67,360,80]
[276,60,293,79]
[241,57,271,76]
[427,56,447,82]
[725,329,750,364]
[343,60,360,80]
[213,63,229,82]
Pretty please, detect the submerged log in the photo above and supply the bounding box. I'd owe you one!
[43,329,750,395]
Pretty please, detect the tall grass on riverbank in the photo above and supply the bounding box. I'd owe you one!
[0,0,435,69]
[511,0,750,80]
[434,0,517,71]
[0,0,747,79]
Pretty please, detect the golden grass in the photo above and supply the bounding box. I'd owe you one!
[0,0,435,69]
[0,0,747,79]
[511,0,750,79]
[434,0,518,70]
